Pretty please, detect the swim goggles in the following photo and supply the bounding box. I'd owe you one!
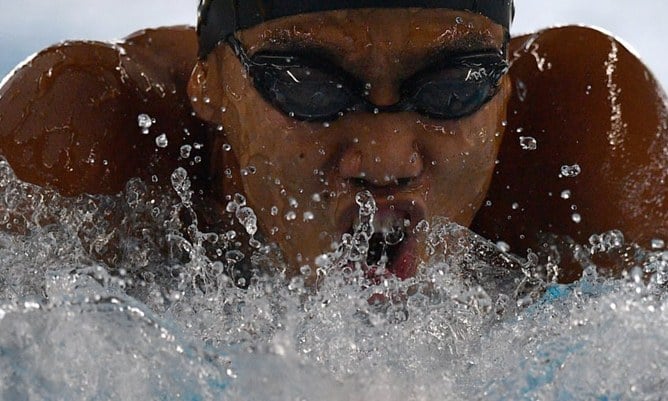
[227,35,508,122]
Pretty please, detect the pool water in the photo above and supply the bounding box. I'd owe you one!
[0,158,667,400]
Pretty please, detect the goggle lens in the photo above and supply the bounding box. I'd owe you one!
[230,37,507,122]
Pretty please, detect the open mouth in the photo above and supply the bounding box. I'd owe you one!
[350,208,420,280]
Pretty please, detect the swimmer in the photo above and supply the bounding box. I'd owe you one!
[0,1,665,283]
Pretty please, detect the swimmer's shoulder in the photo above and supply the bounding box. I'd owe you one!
[474,25,668,280]
[0,26,207,196]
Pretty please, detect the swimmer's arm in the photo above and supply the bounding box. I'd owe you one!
[0,26,205,196]
[473,26,668,278]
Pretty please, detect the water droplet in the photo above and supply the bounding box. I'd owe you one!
[137,113,153,130]
[299,265,312,276]
[651,238,665,250]
[234,193,247,207]
[415,220,430,233]
[225,250,245,264]
[560,164,582,178]
[355,191,377,217]
[236,206,257,235]
[180,144,192,159]
[155,133,169,148]
[496,241,510,252]
[519,136,537,150]
[516,80,528,102]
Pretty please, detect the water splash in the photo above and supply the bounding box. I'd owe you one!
[0,159,667,400]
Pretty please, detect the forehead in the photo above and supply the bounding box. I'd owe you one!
[237,8,506,56]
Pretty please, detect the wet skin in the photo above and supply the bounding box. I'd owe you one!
[0,13,666,283]
[189,9,511,279]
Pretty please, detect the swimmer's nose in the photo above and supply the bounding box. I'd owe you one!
[338,130,423,189]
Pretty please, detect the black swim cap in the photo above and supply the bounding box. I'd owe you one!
[197,0,514,58]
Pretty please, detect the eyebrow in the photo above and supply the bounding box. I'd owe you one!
[253,31,502,67]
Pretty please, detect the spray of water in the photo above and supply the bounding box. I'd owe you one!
[0,157,666,400]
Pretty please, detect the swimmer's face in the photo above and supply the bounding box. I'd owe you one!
[190,8,511,281]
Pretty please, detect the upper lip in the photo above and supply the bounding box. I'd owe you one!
[335,194,427,236]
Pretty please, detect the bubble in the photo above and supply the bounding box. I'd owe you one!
[561,190,572,200]
[572,213,582,223]
[285,211,297,221]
